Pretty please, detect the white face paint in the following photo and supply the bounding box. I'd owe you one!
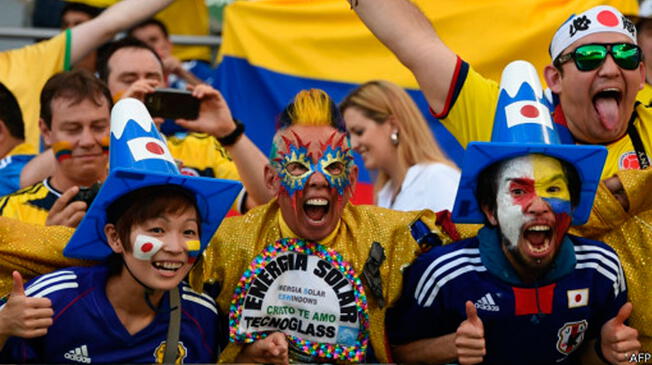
[495,156,534,250]
[133,234,164,261]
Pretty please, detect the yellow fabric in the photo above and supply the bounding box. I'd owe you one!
[0,217,88,297]
[167,133,243,211]
[443,67,652,180]
[194,200,446,363]
[166,133,240,180]
[637,82,652,107]
[6,142,37,157]
[220,0,637,87]
[439,65,499,148]
[0,31,70,149]
[70,0,211,62]
[0,181,59,226]
[570,169,652,353]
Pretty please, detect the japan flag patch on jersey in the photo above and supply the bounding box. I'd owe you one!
[133,234,164,261]
[567,288,589,308]
[505,101,553,129]
[127,137,175,164]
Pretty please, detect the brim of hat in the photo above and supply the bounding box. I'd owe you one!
[64,167,242,260]
[451,142,607,225]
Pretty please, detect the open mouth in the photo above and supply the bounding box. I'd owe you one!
[303,198,330,223]
[593,88,622,131]
[522,224,553,257]
[152,261,183,272]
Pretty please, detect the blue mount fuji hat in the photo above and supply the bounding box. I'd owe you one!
[451,61,607,225]
[64,98,242,260]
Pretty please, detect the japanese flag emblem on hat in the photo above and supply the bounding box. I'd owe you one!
[451,61,607,225]
[64,98,242,260]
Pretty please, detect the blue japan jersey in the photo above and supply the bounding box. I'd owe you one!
[1,265,221,363]
[387,227,627,365]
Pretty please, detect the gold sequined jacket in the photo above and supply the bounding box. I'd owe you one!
[191,199,445,363]
[571,169,652,352]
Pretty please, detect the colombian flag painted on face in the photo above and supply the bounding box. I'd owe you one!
[531,155,572,216]
[214,0,636,204]
[52,141,73,162]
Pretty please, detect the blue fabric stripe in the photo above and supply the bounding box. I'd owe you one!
[213,55,465,185]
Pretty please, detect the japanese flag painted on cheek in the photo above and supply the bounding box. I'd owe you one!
[495,155,571,249]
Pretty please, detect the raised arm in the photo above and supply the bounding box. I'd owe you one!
[70,0,175,64]
[350,0,457,113]
[176,85,273,206]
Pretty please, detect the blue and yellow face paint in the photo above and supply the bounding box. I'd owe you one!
[531,155,571,216]
[272,130,354,197]
[275,143,314,196]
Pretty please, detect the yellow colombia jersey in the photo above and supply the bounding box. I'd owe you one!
[0,30,71,149]
[166,133,239,180]
[636,82,652,108]
[441,58,652,179]
[0,179,61,225]
[166,133,244,211]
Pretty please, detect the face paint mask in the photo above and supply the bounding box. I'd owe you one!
[133,234,164,261]
[273,131,354,197]
[494,155,572,250]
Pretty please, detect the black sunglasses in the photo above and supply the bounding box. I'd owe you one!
[554,43,642,71]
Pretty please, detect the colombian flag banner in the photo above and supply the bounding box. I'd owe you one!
[215,0,636,204]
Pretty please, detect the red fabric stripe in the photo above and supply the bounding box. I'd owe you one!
[53,286,95,322]
[513,283,555,315]
[432,56,463,119]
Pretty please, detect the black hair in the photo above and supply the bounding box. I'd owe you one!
[39,69,113,129]
[0,82,24,140]
[60,1,103,22]
[96,37,163,83]
[127,18,170,39]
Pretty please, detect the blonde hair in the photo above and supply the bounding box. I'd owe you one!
[340,80,457,193]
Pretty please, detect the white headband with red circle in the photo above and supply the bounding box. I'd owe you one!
[549,6,636,61]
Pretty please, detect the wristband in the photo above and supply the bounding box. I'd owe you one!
[217,119,245,147]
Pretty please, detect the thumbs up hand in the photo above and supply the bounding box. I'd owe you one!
[455,301,486,365]
[600,302,641,365]
[0,271,54,339]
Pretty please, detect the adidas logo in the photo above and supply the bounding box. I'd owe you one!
[474,293,500,312]
[64,345,91,363]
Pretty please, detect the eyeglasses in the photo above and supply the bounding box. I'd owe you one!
[554,43,642,71]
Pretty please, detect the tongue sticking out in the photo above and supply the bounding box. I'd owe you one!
[594,97,620,131]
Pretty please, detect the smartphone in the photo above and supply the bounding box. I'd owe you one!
[70,183,101,207]
[144,88,200,120]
